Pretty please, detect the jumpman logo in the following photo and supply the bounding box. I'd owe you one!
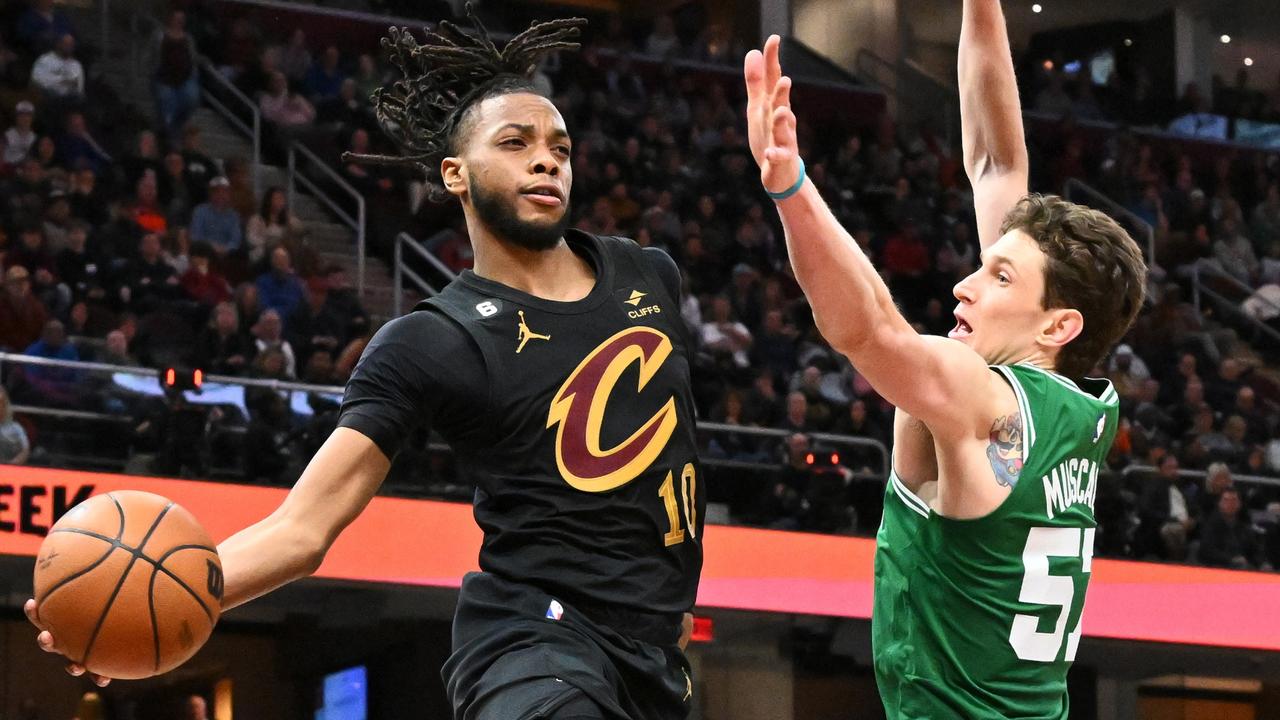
[516,310,550,353]
[682,668,693,701]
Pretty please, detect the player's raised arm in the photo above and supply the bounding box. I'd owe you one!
[744,37,999,438]
[961,0,1029,248]
[215,427,391,610]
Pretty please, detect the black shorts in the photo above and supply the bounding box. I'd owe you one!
[442,572,693,720]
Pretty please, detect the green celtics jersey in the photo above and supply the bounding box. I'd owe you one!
[873,363,1119,720]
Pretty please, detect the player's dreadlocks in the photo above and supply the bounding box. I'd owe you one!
[343,3,586,200]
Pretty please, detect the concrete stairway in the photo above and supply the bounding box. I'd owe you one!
[92,28,401,320]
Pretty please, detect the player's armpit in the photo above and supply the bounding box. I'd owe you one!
[844,329,1003,442]
[216,427,390,611]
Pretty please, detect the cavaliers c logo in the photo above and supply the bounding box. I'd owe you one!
[547,326,678,492]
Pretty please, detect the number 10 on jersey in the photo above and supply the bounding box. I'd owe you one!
[660,463,698,546]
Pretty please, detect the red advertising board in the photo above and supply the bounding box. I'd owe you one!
[3,465,1279,650]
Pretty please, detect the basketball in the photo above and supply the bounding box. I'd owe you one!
[32,491,223,680]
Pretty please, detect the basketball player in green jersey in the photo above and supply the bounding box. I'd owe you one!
[745,0,1147,716]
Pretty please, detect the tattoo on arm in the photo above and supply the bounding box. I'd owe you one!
[986,413,1024,488]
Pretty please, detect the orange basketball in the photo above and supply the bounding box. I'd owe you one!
[32,491,223,680]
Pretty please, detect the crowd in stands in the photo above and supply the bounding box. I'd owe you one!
[0,1,369,482]
[1,2,1279,568]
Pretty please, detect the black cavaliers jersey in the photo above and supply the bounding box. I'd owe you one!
[337,231,703,616]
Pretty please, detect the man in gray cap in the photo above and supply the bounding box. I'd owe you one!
[191,175,244,258]
[3,101,36,165]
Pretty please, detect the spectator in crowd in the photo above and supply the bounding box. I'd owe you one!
[353,53,383,100]
[195,301,252,375]
[1137,452,1196,560]
[244,389,294,483]
[129,172,169,235]
[161,151,195,221]
[180,242,232,308]
[343,128,395,194]
[183,694,211,720]
[1200,462,1236,515]
[305,45,346,101]
[831,399,889,448]
[250,309,295,378]
[701,295,753,369]
[245,186,304,267]
[151,9,201,139]
[3,101,36,165]
[99,329,138,366]
[17,0,75,53]
[1198,489,1258,569]
[168,226,195,274]
[317,77,371,136]
[119,232,181,313]
[0,386,31,465]
[1213,217,1260,285]
[19,319,81,406]
[7,223,64,313]
[56,111,111,176]
[645,15,680,58]
[181,124,218,202]
[259,71,316,131]
[280,28,312,82]
[255,246,306,322]
[287,277,343,362]
[0,266,50,352]
[1252,183,1280,249]
[122,130,164,190]
[191,177,243,257]
[30,34,84,100]
[54,221,106,304]
[300,347,338,385]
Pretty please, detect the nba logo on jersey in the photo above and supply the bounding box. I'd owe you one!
[546,600,564,621]
[1093,413,1106,444]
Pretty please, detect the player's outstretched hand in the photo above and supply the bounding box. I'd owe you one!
[744,35,801,196]
[24,598,112,687]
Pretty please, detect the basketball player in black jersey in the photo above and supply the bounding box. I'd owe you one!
[27,9,702,719]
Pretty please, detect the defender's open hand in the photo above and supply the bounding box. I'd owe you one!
[744,35,801,196]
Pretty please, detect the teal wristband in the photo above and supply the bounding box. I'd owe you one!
[766,158,806,201]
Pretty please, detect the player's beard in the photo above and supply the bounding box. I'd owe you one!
[469,173,570,252]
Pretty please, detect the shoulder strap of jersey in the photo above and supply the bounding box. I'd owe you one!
[410,285,498,417]
[605,234,680,310]
[991,364,1043,466]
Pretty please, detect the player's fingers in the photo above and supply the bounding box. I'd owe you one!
[772,106,798,146]
[744,49,764,95]
[772,75,793,112]
[91,674,111,687]
[765,147,796,165]
[37,630,58,653]
[764,35,782,90]
[66,662,84,676]
[24,598,46,631]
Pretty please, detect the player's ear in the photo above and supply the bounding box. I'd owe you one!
[1038,307,1083,350]
[440,157,466,199]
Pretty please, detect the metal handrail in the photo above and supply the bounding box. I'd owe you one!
[0,353,892,481]
[1064,178,1160,274]
[393,232,460,315]
[198,57,262,198]
[0,352,343,395]
[287,143,367,299]
[1189,264,1280,345]
[1121,464,1280,489]
[698,421,891,480]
